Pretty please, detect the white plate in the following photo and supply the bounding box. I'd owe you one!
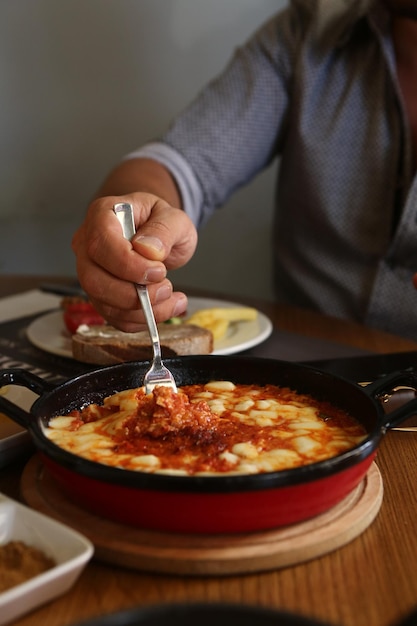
[26,297,273,358]
[0,493,93,625]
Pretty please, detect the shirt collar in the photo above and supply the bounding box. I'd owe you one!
[312,0,388,46]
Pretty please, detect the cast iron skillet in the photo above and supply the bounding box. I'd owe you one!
[71,601,417,626]
[1,356,416,534]
[72,602,331,626]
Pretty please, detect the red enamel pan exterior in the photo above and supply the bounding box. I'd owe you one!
[1,356,417,534]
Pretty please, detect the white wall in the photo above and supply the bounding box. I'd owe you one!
[0,0,286,300]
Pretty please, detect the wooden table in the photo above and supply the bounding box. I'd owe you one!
[2,275,417,626]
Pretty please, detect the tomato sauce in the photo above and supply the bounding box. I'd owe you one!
[52,383,367,476]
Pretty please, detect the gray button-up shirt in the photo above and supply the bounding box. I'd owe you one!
[126,0,417,340]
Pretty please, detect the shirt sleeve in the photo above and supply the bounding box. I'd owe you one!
[124,4,302,227]
[123,142,205,227]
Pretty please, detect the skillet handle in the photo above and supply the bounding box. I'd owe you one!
[364,368,417,430]
[0,368,55,429]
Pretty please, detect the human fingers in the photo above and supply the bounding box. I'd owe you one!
[72,193,193,329]
[77,193,197,286]
[73,219,188,330]
[74,249,188,331]
[97,284,189,333]
[131,197,198,270]
[74,196,169,290]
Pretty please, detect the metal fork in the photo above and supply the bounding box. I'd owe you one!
[113,202,177,394]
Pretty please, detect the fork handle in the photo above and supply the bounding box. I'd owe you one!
[135,283,162,363]
[113,202,163,363]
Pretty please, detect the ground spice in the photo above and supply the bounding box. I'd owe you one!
[0,541,55,592]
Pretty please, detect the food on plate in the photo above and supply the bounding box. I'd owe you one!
[45,381,366,476]
[186,306,258,340]
[60,295,257,345]
[163,316,183,325]
[71,323,214,364]
[0,541,55,592]
[61,297,105,334]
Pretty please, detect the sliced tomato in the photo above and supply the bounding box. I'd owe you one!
[63,302,105,334]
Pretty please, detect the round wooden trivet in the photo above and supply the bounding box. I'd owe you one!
[21,455,383,576]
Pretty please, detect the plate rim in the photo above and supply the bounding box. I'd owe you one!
[26,297,273,359]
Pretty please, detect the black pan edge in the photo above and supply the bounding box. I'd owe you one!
[25,355,386,493]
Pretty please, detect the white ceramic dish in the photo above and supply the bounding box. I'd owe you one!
[26,296,273,358]
[0,493,94,625]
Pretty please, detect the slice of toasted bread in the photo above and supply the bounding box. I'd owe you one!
[71,323,214,365]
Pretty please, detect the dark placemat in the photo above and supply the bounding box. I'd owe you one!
[1,312,411,387]
[0,313,370,385]
[0,312,94,384]
[242,329,417,382]
[244,328,371,363]
[303,351,417,382]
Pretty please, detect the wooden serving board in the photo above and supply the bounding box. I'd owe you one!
[21,455,383,576]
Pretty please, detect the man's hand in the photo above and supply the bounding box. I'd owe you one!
[72,192,197,332]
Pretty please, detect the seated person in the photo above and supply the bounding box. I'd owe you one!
[72,0,417,339]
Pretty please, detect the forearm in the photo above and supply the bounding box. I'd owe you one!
[95,157,183,210]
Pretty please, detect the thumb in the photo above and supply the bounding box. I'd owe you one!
[132,202,198,269]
